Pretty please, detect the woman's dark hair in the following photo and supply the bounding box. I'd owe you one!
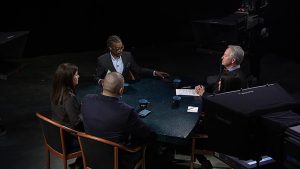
[51,63,78,105]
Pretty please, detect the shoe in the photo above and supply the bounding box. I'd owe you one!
[68,162,76,169]
[74,164,83,169]
[69,163,83,169]
[69,158,83,169]
[200,160,213,169]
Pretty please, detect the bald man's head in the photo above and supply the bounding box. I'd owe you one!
[102,72,124,96]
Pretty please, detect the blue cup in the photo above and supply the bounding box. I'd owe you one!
[172,96,181,108]
[138,99,149,110]
[173,78,181,89]
[123,83,129,93]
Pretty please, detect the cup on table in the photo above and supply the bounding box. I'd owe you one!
[173,78,181,89]
[138,99,149,110]
[123,83,129,93]
[172,96,181,109]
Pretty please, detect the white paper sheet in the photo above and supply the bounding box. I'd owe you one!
[176,89,198,96]
[187,106,198,113]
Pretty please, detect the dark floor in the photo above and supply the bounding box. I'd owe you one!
[1,42,300,169]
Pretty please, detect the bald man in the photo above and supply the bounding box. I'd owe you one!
[81,72,154,169]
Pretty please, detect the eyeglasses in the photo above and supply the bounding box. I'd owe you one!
[111,46,124,52]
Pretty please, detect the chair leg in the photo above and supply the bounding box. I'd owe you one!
[134,160,142,169]
[45,149,50,169]
[142,147,146,169]
[134,147,146,169]
[190,138,196,169]
[63,158,68,169]
[142,157,145,169]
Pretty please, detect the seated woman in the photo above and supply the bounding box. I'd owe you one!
[50,63,84,169]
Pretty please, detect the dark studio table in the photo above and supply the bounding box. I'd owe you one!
[78,78,202,145]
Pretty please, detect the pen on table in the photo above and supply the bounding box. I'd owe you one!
[182,86,191,89]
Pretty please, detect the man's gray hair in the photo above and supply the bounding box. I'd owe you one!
[103,72,124,95]
[107,35,122,49]
[228,45,244,65]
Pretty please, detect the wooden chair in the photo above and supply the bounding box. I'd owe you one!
[77,132,146,169]
[190,133,214,169]
[190,119,234,169]
[36,112,82,169]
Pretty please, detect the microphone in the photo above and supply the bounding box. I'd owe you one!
[216,62,225,82]
[212,60,224,94]
[219,57,224,73]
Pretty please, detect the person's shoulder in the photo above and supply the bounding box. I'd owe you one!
[82,94,98,102]
[62,91,80,106]
[118,100,135,111]
[236,68,247,78]
[66,90,76,97]
[122,51,132,57]
[230,68,244,76]
[98,52,110,60]
[84,94,98,98]
[65,89,77,100]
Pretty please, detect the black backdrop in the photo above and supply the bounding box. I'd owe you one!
[0,0,299,59]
